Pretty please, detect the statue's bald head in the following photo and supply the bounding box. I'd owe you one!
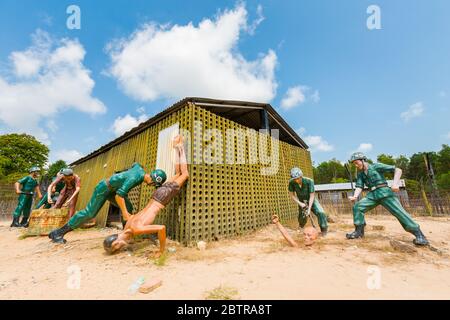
[303,227,319,246]
[103,234,119,254]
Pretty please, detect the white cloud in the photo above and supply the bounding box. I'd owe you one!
[111,113,149,137]
[311,89,320,103]
[296,127,306,136]
[136,106,146,114]
[281,86,306,110]
[107,4,277,103]
[0,29,106,143]
[400,102,424,122]
[46,119,58,133]
[296,127,334,152]
[52,149,84,164]
[446,132,450,140]
[281,86,320,110]
[356,143,373,152]
[439,91,446,98]
[246,4,265,35]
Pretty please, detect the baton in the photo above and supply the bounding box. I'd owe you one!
[304,200,316,229]
[344,163,355,192]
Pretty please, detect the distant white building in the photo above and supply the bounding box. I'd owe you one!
[315,179,409,203]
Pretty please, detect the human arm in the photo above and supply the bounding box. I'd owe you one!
[306,180,315,216]
[290,192,306,208]
[391,168,402,192]
[115,195,131,221]
[129,224,166,258]
[35,185,42,199]
[272,215,298,247]
[65,187,80,206]
[14,182,21,194]
[349,187,363,202]
[64,176,81,205]
[307,192,315,216]
[47,177,61,203]
[349,172,364,201]
[172,135,189,187]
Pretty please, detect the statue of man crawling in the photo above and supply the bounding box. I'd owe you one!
[103,135,189,258]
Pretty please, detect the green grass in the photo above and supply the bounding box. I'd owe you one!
[153,252,168,266]
[205,286,240,300]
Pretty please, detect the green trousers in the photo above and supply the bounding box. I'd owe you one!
[353,192,419,232]
[35,192,51,209]
[13,194,33,219]
[68,180,133,229]
[298,199,328,229]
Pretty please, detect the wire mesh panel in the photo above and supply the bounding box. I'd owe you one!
[183,104,313,245]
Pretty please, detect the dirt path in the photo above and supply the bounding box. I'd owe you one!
[1,214,449,300]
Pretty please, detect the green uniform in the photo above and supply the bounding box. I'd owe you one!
[68,163,145,229]
[353,163,419,232]
[288,177,328,229]
[35,178,65,209]
[13,175,38,219]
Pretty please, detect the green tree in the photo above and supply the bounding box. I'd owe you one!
[47,160,68,179]
[406,152,431,182]
[377,154,395,179]
[404,179,421,197]
[377,154,395,165]
[0,134,49,181]
[437,172,450,190]
[436,144,450,174]
[314,159,347,184]
[331,177,348,183]
[395,155,410,176]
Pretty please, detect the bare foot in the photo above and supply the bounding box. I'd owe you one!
[172,135,184,148]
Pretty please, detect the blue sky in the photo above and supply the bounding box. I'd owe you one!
[0,0,449,166]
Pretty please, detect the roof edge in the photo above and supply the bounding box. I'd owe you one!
[71,97,309,166]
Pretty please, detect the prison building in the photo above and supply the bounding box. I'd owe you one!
[71,97,312,245]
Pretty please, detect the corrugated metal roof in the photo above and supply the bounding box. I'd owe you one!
[71,97,308,166]
[315,179,406,191]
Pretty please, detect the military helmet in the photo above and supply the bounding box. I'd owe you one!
[29,166,40,173]
[349,152,367,163]
[61,168,74,176]
[290,167,303,179]
[150,169,167,187]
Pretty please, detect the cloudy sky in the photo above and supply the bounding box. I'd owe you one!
[0,0,449,165]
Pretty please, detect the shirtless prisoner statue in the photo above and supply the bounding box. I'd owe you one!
[103,134,189,257]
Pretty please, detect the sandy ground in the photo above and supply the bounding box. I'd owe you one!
[1,214,449,300]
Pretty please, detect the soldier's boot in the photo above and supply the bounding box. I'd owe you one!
[410,228,429,246]
[48,224,73,244]
[10,216,21,228]
[19,217,29,228]
[320,226,328,236]
[346,224,365,239]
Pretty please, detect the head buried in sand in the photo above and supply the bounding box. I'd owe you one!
[303,227,319,246]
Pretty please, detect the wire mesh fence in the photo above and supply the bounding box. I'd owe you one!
[318,191,450,217]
